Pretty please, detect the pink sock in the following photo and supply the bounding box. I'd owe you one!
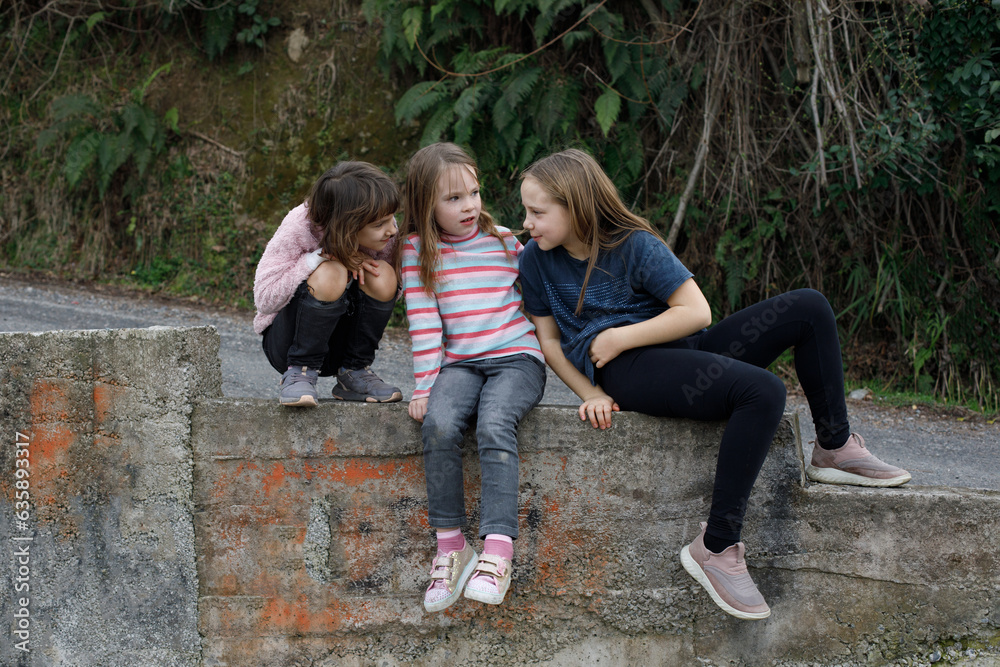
[483,534,513,562]
[436,528,465,557]
[467,534,513,591]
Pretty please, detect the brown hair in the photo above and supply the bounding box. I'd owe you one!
[403,142,511,293]
[522,148,664,314]
[306,161,401,273]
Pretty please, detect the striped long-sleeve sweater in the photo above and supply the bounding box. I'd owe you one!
[402,226,544,400]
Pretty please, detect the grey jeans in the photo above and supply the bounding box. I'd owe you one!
[421,354,546,539]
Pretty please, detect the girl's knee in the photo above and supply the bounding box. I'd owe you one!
[787,288,834,320]
[422,413,465,451]
[359,260,397,302]
[307,261,349,302]
[761,372,787,404]
[739,368,786,412]
[476,417,518,450]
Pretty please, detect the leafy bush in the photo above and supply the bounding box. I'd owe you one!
[363,0,689,213]
[203,0,283,59]
[36,65,177,201]
[363,0,1000,410]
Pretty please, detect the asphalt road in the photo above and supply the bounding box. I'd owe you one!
[2,274,996,491]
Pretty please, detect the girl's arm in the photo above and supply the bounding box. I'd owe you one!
[533,315,619,430]
[587,278,711,369]
[401,239,444,421]
[253,205,321,316]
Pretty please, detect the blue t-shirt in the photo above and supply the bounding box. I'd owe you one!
[520,231,694,384]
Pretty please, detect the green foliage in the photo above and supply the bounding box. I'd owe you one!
[235,0,282,50]
[36,66,178,201]
[917,0,1000,182]
[780,0,1000,409]
[204,3,237,60]
[126,166,264,307]
[713,189,790,311]
[364,0,688,216]
[4,0,999,410]
[197,0,284,59]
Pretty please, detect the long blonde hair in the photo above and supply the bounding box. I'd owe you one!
[522,148,664,314]
[403,142,510,293]
[307,161,401,274]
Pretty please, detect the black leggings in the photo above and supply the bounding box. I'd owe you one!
[262,281,396,376]
[597,289,849,546]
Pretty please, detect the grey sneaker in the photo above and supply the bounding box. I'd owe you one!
[279,366,318,407]
[680,522,771,620]
[806,433,911,487]
[331,367,402,403]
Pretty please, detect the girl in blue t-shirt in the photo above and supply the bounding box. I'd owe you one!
[517,148,910,621]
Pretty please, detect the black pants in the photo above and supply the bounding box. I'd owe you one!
[597,289,849,546]
[262,280,396,376]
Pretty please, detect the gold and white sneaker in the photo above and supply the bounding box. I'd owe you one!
[423,542,478,612]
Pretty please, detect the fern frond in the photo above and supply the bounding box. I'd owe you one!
[133,142,153,179]
[454,83,489,120]
[454,115,474,146]
[51,95,101,122]
[595,88,621,137]
[495,119,523,163]
[204,5,235,61]
[123,103,158,146]
[517,134,543,170]
[36,120,81,152]
[420,104,456,145]
[97,133,131,198]
[64,131,101,188]
[402,6,423,49]
[396,81,446,123]
[492,95,517,134]
[502,67,541,107]
[532,79,578,141]
[604,40,633,83]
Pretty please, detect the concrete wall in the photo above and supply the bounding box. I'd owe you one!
[0,327,219,667]
[1,327,998,666]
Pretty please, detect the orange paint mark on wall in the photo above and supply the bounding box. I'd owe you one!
[92,382,123,425]
[304,458,424,488]
[215,574,240,597]
[258,593,354,635]
[209,462,251,502]
[30,379,73,423]
[29,423,74,486]
[261,461,292,497]
[320,597,354,632]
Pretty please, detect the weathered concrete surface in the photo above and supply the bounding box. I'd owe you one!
[2,326,998,666]
[0,327,220,667]
[192,400,1000,666]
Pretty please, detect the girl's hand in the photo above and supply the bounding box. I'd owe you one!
[588,328,625,369]
[579,394,620,430]
[351,258,381,286]
[408,397,429,423]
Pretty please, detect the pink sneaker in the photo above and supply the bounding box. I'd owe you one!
[806,433,911,487]
[423,542,478,613]
[680,523,770,620]
[464,554,513,605]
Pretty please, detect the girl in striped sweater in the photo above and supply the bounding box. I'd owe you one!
[402,143,546,612]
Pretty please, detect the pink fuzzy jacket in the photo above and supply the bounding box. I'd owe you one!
[252,203,395,335]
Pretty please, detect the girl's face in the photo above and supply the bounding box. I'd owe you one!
[356,214,398,252]
[520,177,587,259]
[433,165,482,237]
